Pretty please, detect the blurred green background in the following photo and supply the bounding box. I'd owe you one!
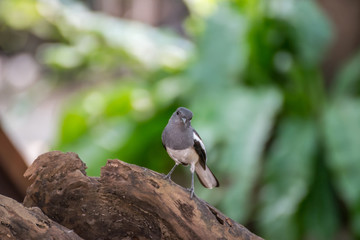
[1,0,360,239]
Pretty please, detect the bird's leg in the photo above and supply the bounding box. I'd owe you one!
[164,163,178,180]
[187,164,195,199]
[189,170,195,199]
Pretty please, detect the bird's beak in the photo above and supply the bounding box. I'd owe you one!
[182,117,187,124]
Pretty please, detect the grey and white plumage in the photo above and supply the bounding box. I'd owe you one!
[162,107,219,198]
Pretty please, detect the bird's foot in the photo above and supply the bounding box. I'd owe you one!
[164,173,171,180]
[188,187,195,199]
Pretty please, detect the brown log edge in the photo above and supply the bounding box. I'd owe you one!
[0,194,83,239]
[23,151,263,240]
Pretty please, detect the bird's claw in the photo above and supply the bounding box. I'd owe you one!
[188,187,194,199]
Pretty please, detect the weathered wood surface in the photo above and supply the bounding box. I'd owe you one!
[23,151,263,240]
[0,194,83,240]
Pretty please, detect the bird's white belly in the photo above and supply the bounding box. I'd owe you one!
[166,147,198,165]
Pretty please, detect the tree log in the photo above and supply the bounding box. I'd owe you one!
[23,151,263,240]
[0,194,82,239]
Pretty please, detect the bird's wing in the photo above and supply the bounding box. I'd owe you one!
[161,128,167,149]
[193,129,206,170]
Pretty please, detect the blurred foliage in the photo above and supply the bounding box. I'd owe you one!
[2,0,360,239]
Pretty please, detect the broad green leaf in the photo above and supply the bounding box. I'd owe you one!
[59,111,88,144]
[188,4,248,89]
[193,87,282,221]
[299,158,340,240]
[323,99,360,237]
[288,0,332,67]
[258,117,317,240]
[332,50,360,98]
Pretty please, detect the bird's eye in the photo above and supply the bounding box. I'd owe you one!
[176,111,179,115]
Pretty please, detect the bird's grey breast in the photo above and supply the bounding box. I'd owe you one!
[162,123,193,150]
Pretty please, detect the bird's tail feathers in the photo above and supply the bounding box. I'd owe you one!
[195,162,219,189]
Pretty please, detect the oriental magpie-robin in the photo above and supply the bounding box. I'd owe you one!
[162,107,219,198]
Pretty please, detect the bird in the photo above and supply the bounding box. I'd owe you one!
[161,107,219,198]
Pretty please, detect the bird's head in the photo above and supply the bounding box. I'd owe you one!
[171,107,193,128]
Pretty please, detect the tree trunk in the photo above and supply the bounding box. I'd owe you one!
[22,151,263,240]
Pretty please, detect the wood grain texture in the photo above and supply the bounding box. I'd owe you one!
[0,194,82,240]
[23,151,263,240]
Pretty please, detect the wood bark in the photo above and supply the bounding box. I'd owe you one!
[0,125,30,199]
[0,194,82,239]
[23,151,263,240]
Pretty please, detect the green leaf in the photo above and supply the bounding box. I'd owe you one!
[188,4,248,89]
[258,117,317,240]
[288,0,333,67]
[332,50,360,98]
[323,99,360,237]
[59,111,88,144]
[193,87,282,221]
[299,157,340,240]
